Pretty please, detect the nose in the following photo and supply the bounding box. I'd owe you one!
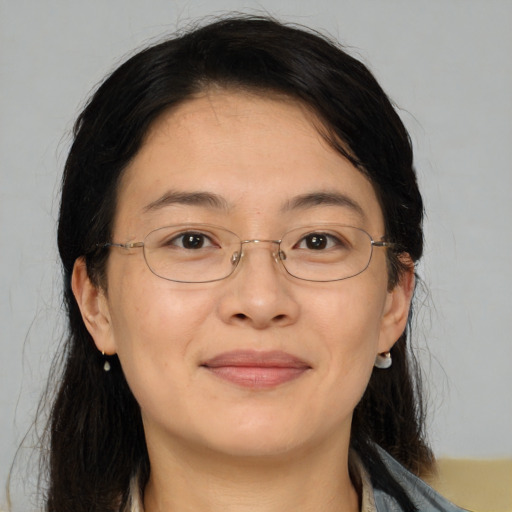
[217,240,300,329]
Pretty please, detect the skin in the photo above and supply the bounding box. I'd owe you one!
[73,90,414,512]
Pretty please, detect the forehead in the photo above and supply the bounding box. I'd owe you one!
[115,90,384,235]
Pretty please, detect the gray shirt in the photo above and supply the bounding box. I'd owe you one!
[370,447,468,511]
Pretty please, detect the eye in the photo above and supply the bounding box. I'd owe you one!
[296,232,344,250]
[167,232,217,249]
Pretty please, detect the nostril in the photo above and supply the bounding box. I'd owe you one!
[234,313,248,320]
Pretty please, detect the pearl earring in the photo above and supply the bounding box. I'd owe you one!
[374,351,392,369]
[102,351,111,372]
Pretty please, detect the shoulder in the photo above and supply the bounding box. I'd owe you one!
[372,446,469,512]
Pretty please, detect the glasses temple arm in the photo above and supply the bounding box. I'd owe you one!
[96,242,144,249]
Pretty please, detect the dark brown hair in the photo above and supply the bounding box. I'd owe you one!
[45,15,431,511]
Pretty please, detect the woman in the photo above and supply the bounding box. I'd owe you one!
[46,15,465,512]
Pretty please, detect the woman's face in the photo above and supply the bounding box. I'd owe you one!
[76,90,412,460]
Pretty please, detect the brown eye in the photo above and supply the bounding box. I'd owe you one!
[294,232,349,251]
[164,232,216,250]
[181,233,206,249]
[304,234,328,250]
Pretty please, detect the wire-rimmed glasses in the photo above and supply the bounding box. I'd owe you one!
[98,223,395,283]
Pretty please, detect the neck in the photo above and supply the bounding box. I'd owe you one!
[142,433,359,512]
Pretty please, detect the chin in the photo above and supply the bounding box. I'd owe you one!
[205,430,306,459]
[193,407,346,461]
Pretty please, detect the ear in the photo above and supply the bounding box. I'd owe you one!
[378,258,415,353]
[71,257,117,355]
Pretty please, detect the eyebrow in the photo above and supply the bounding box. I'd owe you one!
[143,190,231,212]
[282,191,366,219]
[143,189,366,219]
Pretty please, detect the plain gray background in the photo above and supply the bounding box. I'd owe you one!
[1,0,511,508]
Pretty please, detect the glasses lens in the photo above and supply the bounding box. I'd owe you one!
[280,225,373,281]
[143,225,241,283]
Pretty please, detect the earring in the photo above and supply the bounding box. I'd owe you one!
[374,351,392,369]
[102,351,111,372]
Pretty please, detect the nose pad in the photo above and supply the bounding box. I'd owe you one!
[230,251,241,266]
[231,242,285,274]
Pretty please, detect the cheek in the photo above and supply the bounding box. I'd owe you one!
[306,278,387,388]
[108,254,208,335]
[108,286,221,436]
[310,277,387,346]
[105,264,216,390]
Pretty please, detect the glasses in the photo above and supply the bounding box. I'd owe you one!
[99,223,395,283]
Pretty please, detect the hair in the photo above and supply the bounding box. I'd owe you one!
[44,14,432,511]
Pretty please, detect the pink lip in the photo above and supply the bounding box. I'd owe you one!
[201,350,311,389]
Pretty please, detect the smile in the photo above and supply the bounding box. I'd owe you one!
[200,350,311,389]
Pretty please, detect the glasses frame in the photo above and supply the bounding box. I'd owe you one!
[97,223,396,284]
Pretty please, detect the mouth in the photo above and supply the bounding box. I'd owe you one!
[200,350,311,389]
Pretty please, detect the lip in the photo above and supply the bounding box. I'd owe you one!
[200,350,311,389]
